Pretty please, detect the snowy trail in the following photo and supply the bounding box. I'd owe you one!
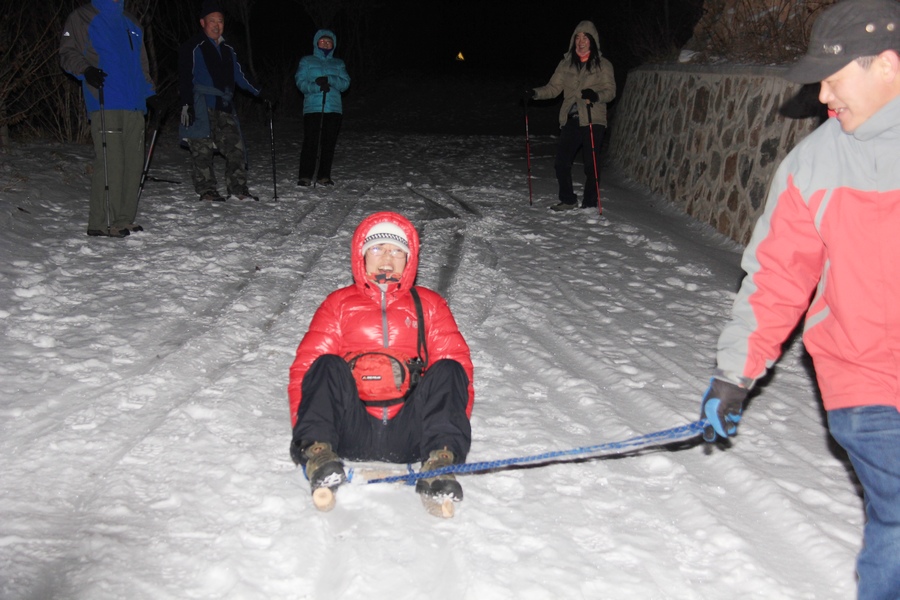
[0,121,861,599]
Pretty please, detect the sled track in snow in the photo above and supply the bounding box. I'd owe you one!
[2,203,360,547]
[406,186,475,299]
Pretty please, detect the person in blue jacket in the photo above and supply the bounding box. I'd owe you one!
[178,0,270,202]
[295,29,351,187]
[59,0,157,238]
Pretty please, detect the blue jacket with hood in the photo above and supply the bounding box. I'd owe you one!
[59,0,154,115]
[294,29,350,115]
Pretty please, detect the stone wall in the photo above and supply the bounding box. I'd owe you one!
[608,65,823,245]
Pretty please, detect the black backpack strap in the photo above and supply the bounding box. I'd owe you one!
[409,287,428,367]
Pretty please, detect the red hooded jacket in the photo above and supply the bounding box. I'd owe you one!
[288,212,474,426]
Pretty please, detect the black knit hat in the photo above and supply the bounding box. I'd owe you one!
[200,0,224,19]
[785,0,900,83]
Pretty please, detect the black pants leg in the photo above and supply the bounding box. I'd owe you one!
[298,113,342,181]
[555,120,605,206]
[290,355,471,465]
[554,119,583,205]
[580,124,605,207]
[316,113,342,180]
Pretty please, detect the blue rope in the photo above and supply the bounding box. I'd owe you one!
[366,419,708,486]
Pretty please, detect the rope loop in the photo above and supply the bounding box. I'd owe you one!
[366,419,708,486]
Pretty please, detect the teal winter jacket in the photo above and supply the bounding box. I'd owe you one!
[294,29,350,115]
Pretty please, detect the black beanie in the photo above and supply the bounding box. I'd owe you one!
[200,0,223,19]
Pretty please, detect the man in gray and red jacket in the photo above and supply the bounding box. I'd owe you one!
[701,2,900,598]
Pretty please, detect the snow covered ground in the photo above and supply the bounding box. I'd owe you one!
[0,104,862,599]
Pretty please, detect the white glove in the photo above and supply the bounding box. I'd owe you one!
[180,104,195,127]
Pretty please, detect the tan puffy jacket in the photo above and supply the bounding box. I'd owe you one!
[533,20,616,128]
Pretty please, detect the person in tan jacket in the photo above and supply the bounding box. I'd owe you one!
[526,20,615,211]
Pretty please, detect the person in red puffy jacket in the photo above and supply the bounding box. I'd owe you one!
[288,211,473,503]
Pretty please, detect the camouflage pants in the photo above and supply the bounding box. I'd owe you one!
[187,109,248,197]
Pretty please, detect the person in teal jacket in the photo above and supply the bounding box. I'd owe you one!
[294,29,350,187]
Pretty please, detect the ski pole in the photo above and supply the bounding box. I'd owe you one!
[137,103,164,204]
[525,97,534,206]
[99,86,112,233]
[586,102,602,216]
[267,100,278,200]
[312,89,327,188]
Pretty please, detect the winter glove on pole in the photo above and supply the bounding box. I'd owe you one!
[315,76,330,93]
[180,104,195,127]
[145,95,161,112]
[258,89,277,106]
[523,88,536,101]
[700,378,748,442]
[581,88,599,103]
[84,66,107,89]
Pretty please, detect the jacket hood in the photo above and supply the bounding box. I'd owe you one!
[351,212,419,297]
[314,29,337,59]
[92,0,124,15]
[566,20,601,58]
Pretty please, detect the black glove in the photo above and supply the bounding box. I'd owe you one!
[180,104,195,127]
[145,94,161,111]
[700,378,748,442]
[315,76,330,93]
[523,88,536,100]
[84,66,107,89]
[581,88,599,103]
[257,89,277,105]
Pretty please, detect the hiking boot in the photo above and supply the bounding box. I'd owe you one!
[303,442,346,489]
[550,202,577,212]
[317,178,334,186]
[297,177,312,187]
[87,227,129,238]
[229,192,259,202]
[126,223,144,233]
[415,447,463,501]
[199,191,226,202]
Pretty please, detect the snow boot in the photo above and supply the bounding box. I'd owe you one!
[550,202,577,212]
[297,177,312,187]
[230,190,259,202]
[87,227,129,238]
[199,190,226,202]
[303,442,346,511]
[415,447,463,501]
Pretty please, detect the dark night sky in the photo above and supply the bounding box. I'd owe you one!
[251,1,696,80]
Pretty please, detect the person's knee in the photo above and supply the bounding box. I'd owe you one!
[427,358,466,380]
[309,353,345,370]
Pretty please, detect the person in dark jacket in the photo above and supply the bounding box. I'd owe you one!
[60,0,157,238]
[525,20,615,211]
[287,212,473,510]
[178,0,268,202]
[294,29,351,187]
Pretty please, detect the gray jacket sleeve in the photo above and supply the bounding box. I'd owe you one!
[59,8,94,79]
